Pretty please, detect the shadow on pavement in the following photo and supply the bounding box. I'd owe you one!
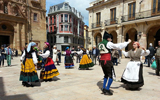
[148,72,157,76]
[0,77,32,100]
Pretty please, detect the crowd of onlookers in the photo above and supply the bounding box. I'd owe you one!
[0,44,19,67]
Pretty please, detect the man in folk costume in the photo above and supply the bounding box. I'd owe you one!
[98,31,131,95]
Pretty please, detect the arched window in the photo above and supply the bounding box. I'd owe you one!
[65,3,68,9]
[4,2,8,14]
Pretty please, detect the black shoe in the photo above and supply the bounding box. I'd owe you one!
[48,79,52,82]
[102,88,107,94]
[22,82,27,86]
[105,89,113,95]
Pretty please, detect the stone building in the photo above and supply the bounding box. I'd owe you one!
[84,25,91,49]
[87,0,160,50]
[0,0,46,53]
[47,2,84,51]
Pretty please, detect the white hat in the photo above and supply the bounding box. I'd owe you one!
[149,43,152,46]
[53,45,56,47]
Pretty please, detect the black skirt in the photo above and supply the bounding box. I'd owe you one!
[121,64,144,89]
[65,56,73,64]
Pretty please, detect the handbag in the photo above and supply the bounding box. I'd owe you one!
[151,60,157,69]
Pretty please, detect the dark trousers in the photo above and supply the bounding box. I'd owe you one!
[92,55,97,64]
[113,58,118,66]
[156,58,160,75]
[0,59,4,66]
[58,57,61,63]
[76,55,81,63]
[100,60,114,79]
[147,56,153,67]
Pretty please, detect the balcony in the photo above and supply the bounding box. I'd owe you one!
[104,18,118,26]
[92,22,102,28]
[122,8,160,22]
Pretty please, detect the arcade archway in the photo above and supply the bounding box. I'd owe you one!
[0,22,14,47]
[147,25,160,48]
[110,31,117,43]
[94,32,102,46]
[125,28,138,51]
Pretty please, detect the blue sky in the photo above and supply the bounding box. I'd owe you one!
[46,0,95,26]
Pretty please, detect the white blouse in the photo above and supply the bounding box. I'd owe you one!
[20,50,38,65]
[122,50,150,57]
[39,50,50,58]
[107,41,129,50]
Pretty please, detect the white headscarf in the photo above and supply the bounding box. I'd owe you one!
[27,42,36,52]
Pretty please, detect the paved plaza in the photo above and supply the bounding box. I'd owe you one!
[0,56,160,100]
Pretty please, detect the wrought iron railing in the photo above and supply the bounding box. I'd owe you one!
[104,18,118,26]
[92,21,102,28]
[122,9,160,22]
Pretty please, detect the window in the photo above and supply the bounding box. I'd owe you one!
[54,36,56,43]
[61,25,63,31]
[61,14,63,22]
[64,25,68,31]
[69,15,71,22]
[54,15,56,24]
[65,3,68,9]
[50,27,52,32]
[54,26,56,32]
[65,14,68,22]
[50,16,52,24]
[96,12,101,27]
[69,25,71,31]
[34,13,38,21]
[110,8,116,24]
[128,2,136,20]
[4,2,8,14]
[152,0,160,14]
[64,36,68,43]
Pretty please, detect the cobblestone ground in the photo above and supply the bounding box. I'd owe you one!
[0,56,160,100]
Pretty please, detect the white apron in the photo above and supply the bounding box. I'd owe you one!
[122,61,141,82]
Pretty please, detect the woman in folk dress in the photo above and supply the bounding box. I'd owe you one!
[121,42,150,90]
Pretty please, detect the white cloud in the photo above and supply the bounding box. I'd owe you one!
[46,0,95,25]
[65,0,95,25]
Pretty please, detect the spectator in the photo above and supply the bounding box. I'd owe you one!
[57,50,61,63]
[76,46,81,63]
[89,49,92,58]
[112,49,119,66]
[144,56,148,64]
[0,46,5,67]
[118,50,122,64]
[155,41,160,76]
[5,44,12,67]
[15,49,18,57]
[91,45,99,65]
[147,43,155,67]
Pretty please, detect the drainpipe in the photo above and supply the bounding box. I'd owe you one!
[27,0,30,42]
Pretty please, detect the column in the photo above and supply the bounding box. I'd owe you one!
[16,23,20,52]
[21,24,25,50]
[139,33,147,48]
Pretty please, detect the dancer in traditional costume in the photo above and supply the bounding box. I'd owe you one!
[98,31,131,95]
[78,46,94,70]
[39,42,59,82]
[121,42,150,90]
[64,47,74,69]
[20,42,39,87]
[34,47,42,70]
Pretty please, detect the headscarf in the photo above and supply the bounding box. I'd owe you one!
[27,42,36,52]
[34,47,39,51]
[65,47,69,51]
[133,42,140,48]
[45,42,50,50]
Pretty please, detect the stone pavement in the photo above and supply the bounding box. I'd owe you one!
[0,56,160,100]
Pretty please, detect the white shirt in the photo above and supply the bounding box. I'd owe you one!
[39,50,50,58]
[107,41,129,50]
